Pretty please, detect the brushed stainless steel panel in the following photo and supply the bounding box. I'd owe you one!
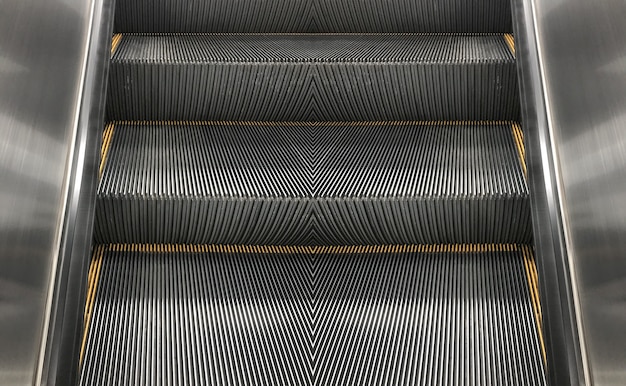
[529,0,626,384]
[0,0,99,384]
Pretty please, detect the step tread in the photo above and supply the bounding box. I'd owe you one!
[80,245,546,386]
[113,34,514,64]
[99,121,527,199]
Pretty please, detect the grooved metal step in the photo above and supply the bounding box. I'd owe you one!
[113,0,512,33]
[80,244,546,386]
[107,34,519,121]
[94,121,531,245]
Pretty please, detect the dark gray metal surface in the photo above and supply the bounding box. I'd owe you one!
[83,0,547,384]
[80,246,546,386]
[107,34,519,121]
[530,0,626,384]
[95,122,531,245]
[0,0,112,384]
[113,0,512,33]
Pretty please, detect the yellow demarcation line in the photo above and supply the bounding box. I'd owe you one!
[99,123,115,178]
[111,120,517,127]
[313,244,518,254]
[111,33,122,56]
[80,245,105,364]
[105,243,519,254]
[512,123,528,178]
[128,32,504,37]
[504,34,516,55]
[522,245,547,365]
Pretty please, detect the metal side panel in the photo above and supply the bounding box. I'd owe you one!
[80,244,546,386]
[0,0,113,385]
[513,0,626,385]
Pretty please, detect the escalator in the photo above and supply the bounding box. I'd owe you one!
[80,1,547,384]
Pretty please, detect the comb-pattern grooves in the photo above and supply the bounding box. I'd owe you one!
[107,34,519,121]
[94,122,531,245]
[88,0,547,383]
[114,0,512,33]
[80,246,546,386]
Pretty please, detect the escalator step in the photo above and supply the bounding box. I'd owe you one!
[80,244,546,386]
[114,0,512,33]
[107,34,519,121]
[94,121,531,245]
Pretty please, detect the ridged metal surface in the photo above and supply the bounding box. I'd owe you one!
[114,0,512,33]
[115,0,512,33]
[113,34,513,62]
[107,34,519,121]
[94,121,531,245]
[80,245,546,386]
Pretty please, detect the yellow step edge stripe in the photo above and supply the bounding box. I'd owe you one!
[110,33,514,57]
[111,33,122,56]
[522,245,547,365]
[504,33,516,56]
[511,122,528,178]
[104,244,520,254]
[109,120,517,127]
[99,123,115,178]
[80,245,105,364]
[125,32,506,37]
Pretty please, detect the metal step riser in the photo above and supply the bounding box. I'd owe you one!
[114,0,512,33]
[107,35,518,122]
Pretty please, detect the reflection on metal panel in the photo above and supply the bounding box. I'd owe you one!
[532,0,626,384]
[0,0,96,384]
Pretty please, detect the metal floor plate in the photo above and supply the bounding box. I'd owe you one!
[80,245,546,386]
